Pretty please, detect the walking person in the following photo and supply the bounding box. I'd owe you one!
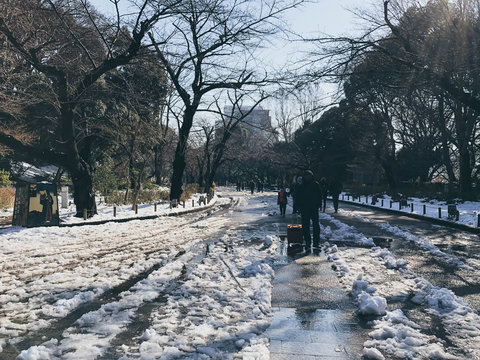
[290,176,302,214]
[296,170,321,253]
[329,178,343,213]
[319,177,328,212]
[277,187,288,217]
[249,180,255,195]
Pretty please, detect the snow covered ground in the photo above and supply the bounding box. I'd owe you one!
[59,192,215,224]
[320,208,480,360]
[342,193,480,228]
[0,189,279,359]
[2,188,480,359]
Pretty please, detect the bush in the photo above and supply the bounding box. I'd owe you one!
[181,183,200,202]
[0,187,15,209]
[93,163,119,195]
[0,170,12,187]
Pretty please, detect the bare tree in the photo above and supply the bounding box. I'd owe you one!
[148,0,305,201]
[0,0,177,216]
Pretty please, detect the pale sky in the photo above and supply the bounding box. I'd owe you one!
[89,0,377,115]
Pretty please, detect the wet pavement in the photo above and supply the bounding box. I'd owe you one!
[267,214,369,359]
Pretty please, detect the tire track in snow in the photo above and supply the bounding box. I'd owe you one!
[1,198,239,358]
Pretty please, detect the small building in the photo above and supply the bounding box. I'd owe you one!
[12,182,60,227]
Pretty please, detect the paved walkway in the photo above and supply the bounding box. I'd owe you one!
[267,215,369,359]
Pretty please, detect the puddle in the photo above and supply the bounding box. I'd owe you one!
[266,307,367,358]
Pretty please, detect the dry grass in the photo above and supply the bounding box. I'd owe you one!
[0,187,15,209]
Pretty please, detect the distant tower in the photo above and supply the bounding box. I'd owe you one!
[217,105,275,145]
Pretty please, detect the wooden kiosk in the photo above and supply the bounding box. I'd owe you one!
[12,182,60,227]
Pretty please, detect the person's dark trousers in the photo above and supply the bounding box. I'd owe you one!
[333,195,339,213]
[321,197,327,212]
[301,209,320,250]
[279,204,286,216]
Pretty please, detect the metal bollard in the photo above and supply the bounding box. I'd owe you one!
[381,199,384,207]
[411,203,414,212]
[135,205,138,214]
[182,200,185,208]
[399,202,401,210]
[477,213,480,227]
[192,200,195,207]
[154,203,157,212]
[113,206,116,217]
[423,204,426,215]
[438,207,441,218]
[83,209,87,220]
[390,201,392,208]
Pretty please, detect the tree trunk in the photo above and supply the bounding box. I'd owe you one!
[124,164,130,205]
[205,143,227,197]
[437,96,456,183]
[71,162,97,217]
[170,107,195,201]
[60,95,97,217]
[454,106,473,199]
[382,158,398,199]
[458,146,473,199]
[154,144,164,185]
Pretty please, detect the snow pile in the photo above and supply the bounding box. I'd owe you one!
[362,346,385,360]
[379,223,470,270]
[42,291,96,317]
[412,278,480,345]
[351,277,376,298]
[319,212,374,246]
[350,275,386,316]
[358,292,387,316]
[371,247,408,270]
[364,309,455,360]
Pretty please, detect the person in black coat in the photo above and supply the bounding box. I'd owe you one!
[295,170,321,252]
[329,178,343,213]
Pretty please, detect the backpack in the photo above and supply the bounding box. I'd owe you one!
[279,190,286,204]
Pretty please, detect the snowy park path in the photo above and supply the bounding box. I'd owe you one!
[1,190,279,359]
[3,190,480,359]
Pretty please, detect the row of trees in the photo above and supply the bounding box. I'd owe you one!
[0,0,302,216]
[3,0,480,216]
[269,0,480,200]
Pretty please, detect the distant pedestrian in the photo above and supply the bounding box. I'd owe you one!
[319,177,328,212]
[277,187,288,217]
[249,180,255,195]
[290,176,302,214]
[296,170,321,252]
[236,180,241,191]
[329,178,343,213]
